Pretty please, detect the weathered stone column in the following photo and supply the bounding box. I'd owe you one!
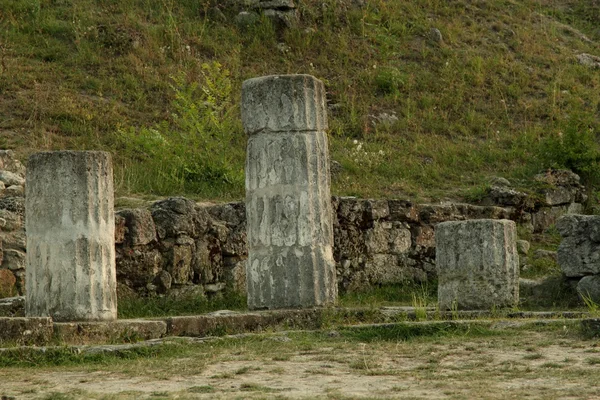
[241,74,337,309]
[26,151,117,321]
[436,219,519,310]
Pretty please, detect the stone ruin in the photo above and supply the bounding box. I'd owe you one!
[242,74,337,309]
[26,151,117,321]
[0,73,593,318]
[436,219,519,310]
[557,214,600,303]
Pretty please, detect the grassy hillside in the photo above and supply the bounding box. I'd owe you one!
[1,0,599,202]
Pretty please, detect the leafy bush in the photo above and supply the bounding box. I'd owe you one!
[117,62,245,196]
[538,116,600,186]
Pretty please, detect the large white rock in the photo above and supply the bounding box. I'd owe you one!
[242,75,337,309]
[25,151,117,321]
[436,219,519,310]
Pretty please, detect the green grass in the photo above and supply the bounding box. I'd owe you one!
[0,0,599,201]
[117,291,247,319]
[338,282,437,308]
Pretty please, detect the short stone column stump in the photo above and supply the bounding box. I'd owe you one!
[26,151,117,321]
[241,74,337,310]
[436,219,519,310]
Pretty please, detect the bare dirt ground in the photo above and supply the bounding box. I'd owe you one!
[2,325,600,399]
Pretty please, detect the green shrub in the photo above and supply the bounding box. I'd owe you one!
[117,62,245,197]
[538,116,600,186]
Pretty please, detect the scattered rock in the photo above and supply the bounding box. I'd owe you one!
[207,7,227,23]
[263,9,298,28]
[577,53,600,69]
[370,112,399,128]
[482,186,528,206]
[430,28,443,43]
[535,169,582,187]
[490,176,511,187]
[235,11,260,29]
[577,275,600,304]
[276,42,291,53]
[205,282,226,293]
[516,240,530,256]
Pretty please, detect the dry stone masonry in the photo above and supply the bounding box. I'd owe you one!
[241,74,337,309]
[0,150,26,296]
[26,151,117,321]
[436,219,519,310]
[0,146,588,302]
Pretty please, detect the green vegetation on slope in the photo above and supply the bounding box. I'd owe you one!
[0,0,599,201]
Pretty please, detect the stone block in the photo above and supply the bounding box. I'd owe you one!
[543,187,573,206]
[117,208,157,246]
[53,319,167,344]
[241,74,327,134]
[116,248,163,289]
[168,243,194,284]
[243,75,337,310]
[0,269,16,297]
[532,205,575,233]
[436,219,519,310]
[151,197,206,239]
[388,200,419,222]
[0,317,53,345]
[25,151,117,321]
[557,215,600,277]
[577,275,600,304]
[166,309,321,337]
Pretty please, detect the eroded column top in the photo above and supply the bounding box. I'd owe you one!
[241,74,328,135]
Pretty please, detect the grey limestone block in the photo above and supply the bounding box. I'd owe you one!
[241,74,328,135]
[25,151,117,321]
[436,219,519,310]
[557,214,600,277]
[242,74,337,309]
[577,275,600,304]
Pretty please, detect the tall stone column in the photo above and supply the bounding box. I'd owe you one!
[436,219,519,310]
[26,151,117,321]
[241,74,337,309]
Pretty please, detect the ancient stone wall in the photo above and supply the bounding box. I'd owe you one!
[0,147,587,299]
